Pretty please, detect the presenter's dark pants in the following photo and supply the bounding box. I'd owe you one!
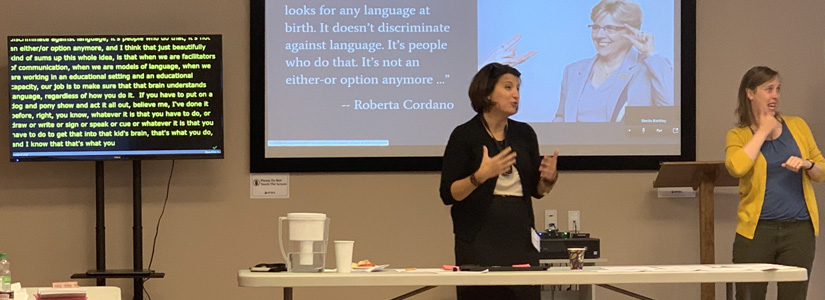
[454,195,540,300]
[733,219,815,300]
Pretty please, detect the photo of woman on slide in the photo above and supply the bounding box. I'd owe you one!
[553,0,673,122]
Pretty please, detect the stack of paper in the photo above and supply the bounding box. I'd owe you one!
[35,288,87,300]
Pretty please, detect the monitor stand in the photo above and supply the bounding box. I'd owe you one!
[72,160,165,300]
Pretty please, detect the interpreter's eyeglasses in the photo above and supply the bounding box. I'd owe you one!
[587,24,625,34]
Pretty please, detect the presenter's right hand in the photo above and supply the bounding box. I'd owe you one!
[476,145,516,182]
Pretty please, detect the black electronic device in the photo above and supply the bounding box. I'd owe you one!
[251,263,287,272]
[546,231,568,239]
[538,236,600,260]
[459,265,548,272]
[544,230,595,239]
[571,232,590,238]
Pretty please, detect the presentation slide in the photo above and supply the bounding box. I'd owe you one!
[264,0,681,159]
[8,35,224,161]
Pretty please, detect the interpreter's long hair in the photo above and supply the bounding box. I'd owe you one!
[735,66,779,127]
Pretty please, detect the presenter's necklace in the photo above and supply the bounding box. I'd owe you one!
[481,116,512,175]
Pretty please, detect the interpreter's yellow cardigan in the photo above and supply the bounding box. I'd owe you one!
[725,116,825,239]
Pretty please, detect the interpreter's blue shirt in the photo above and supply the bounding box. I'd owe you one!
[760,122,810,220]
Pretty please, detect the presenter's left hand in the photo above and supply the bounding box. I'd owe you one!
[539,150,559,182]
[781,156,810,173]
[623,23,656,59]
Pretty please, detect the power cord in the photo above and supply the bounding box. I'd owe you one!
[142,160,176,300]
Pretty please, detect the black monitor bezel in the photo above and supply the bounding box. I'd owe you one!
[8,34,226,162]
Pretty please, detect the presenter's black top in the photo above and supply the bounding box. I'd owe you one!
[440,114,543,243]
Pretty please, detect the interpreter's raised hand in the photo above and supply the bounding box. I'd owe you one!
[622,23,656,59]
[477,145,517,181]
[781,156,810,173]
[479,34,537,68]
[539,150,559,182]
[754,108,780,137]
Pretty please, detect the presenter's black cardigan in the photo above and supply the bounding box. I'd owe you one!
[439,114,544,243]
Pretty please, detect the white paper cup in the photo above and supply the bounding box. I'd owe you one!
[334,240,355,273]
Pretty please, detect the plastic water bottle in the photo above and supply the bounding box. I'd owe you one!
[0,253,10,292]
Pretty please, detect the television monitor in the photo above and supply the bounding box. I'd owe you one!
[8,34,224,161]
[250,0,695,172]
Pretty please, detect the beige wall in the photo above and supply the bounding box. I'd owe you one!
[1,1,824,299]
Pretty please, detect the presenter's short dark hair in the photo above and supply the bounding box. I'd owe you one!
[468,63,521,113]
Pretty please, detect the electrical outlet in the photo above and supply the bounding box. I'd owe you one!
[568,210,581,233]
[544,209,558,230]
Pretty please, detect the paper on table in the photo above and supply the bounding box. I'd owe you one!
[37,288,87,296]
[352,264,390,272]
[395,268,449,273]
[435,269,489,274]
[596,264,798,273]
[597,265,710,272]
[595,266,656,272]
[714,263,799,271]
[645,265,709,272]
